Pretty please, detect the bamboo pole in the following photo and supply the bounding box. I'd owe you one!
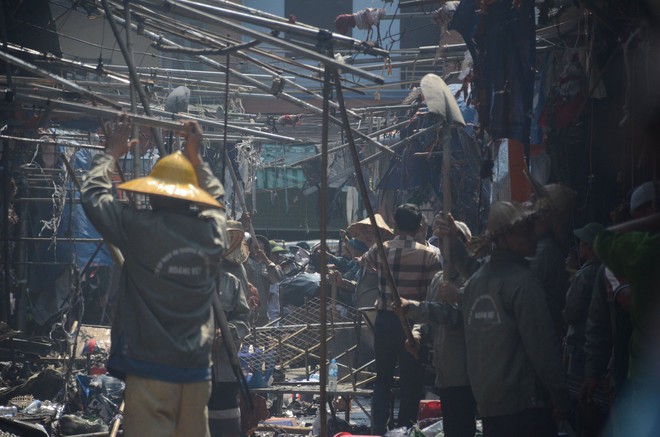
[109,401,124,437]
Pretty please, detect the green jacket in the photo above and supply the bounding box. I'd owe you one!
[81,153,227,377]
[462,249,570,417]
[595,230,660,378]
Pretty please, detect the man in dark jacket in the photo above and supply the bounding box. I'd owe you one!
[460,201,570,437]
[81,118,227,437]
[564,222,604,378]
[529,183,577,336]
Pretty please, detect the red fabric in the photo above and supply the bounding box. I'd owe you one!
[508,139,531,202]
[335,14,356,35]
[277,114,302,126]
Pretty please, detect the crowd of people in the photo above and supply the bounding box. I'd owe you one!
[80,117,659,437]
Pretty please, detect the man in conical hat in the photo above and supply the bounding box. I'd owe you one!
[81,117,227,437]
[208,220,251,437]
[459,201,570,436]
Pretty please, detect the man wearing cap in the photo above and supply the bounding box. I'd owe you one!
[361,204,442,433]
[459,201,570,437]
[564,223,604,379]
[563,223,604,435]
[594,181,660,381]
[208,220,251,437]
[398,218,477,437]
[81,118,227,437]
[327,237,368,293]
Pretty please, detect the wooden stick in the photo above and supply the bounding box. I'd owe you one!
[109,401,125,437]
[256,424,312,434]
[442,127,452,265]
[331,68,416,344]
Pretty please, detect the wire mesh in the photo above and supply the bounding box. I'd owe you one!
[240,297,357,371]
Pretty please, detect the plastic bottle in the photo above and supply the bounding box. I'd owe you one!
[328,359,338,391]
[0,406,17,417]
[24,399,41,414]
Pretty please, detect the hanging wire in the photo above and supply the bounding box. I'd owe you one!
[49,0,77,25]
[383,4,400,51]
[11,17,194,64]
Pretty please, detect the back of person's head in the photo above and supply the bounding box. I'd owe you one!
[487,201,533,236]
[630,180,660,218]
[347,238,368,255]
[394,204,422,233]
[149,194,192,212]
[544,183,577,218]
[454,220,473,242]
[248,234,271,257]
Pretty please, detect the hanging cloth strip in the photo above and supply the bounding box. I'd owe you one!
[335,8,386,35]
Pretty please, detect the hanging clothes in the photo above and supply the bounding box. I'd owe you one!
[478,0,536,146]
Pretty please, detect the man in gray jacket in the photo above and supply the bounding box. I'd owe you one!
[208,220,251,437]
[81,118,227,437]
[460,201,570,437]
[401,219,477,437]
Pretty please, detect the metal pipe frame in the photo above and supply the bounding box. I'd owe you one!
[5,43,131,84]
[301,121,442,196]
[291,118,410,166]
[173,0,388,57]
[13,93,299,143]
[97,6,393,152]
[101,0,167,156]
[8,237,104,242]
[104,65,294,82]
[125,0,141,182]
[126,2,367,111]
[0,50,122,110]
[317,59,331,437]
[134,0,385,84]
[0,135,105,150]
[332,67,416,345]
[352,104,412,112]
